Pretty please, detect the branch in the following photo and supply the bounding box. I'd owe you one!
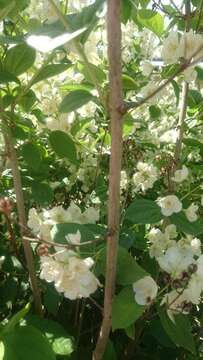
[93,0,123,358]
[24,235,103,248]
[3,124,42,316]
[122,39,203,114]
[168,0,191,193]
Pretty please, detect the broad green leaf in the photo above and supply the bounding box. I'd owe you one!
[21,142,42,170]
[98,247,147,285]
[32,64,70,85]
[122,74,138,90]
[77,62,106,84]
[51,223,97,244]
[24,315,74,356]
[19,90,37,112]
[103,340,117,360]
[125,199,163,224]
[44,284,60,315]
[170,212,203,235]
[137,9,164,37]
[0,1,15,21]
[49,130,77,163]
[188,89,202,108]
[0,71,19,84]
[0,277,18,305]
[159,310,196,354]
[4,44,36,76]
[112,287,144,330]
[3,304,30,334]
[59,90,94,113]
[31,182,54,206]
[183,138,203,152]
[0,325,55,360]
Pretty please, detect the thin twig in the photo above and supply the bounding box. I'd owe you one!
[123,40,203,114]
[24,235,103,248]
[3,124,42,315]
[93,0,124,358]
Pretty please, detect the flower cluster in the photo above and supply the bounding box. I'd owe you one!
[40,235,99,300]
[162,30,203,82]
[132,161,158,192]
[28,204,100,300]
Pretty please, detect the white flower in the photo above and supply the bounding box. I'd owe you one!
[40,256,63,283]
[66,230,81,245]
[162,32,183,64]
[183,67,197,83]
[148,228,165,243]
[141,81,160,104]
[185,203,198,222]
[27,208,42,233]
[160,129,178,143]
[157,246,194,277]
[140,61,153,76]
[133,276,158,305]
[191,238,201,256]
[120,170,128,190]
[185,275,202,305]
[165,224,177,239]
[157,195,182,217]
[40,253,99,300]
[172,165,189,183]
[55,256,99,300]
[133,162,158,192]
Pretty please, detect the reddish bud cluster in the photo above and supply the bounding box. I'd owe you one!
[0,197,14,217]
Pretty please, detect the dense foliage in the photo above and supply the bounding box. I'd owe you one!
[1,0,203,359]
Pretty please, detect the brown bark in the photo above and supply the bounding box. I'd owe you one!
[93,0,123,358]
[4,131,42,315]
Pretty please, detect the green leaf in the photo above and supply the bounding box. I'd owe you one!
[59,90,94,113]
[77,62,106,84]
[112,287,144,330]
[4,44,36,76]
[137,9,164,37]
[195,66,203,80]
[0,71,19,84]
[103,340,117,360]
[21,142,42,170]
[31,182,54,206]
[32,64,70,85]
[188,89,202,107]
[0,1,15,21]
[159,310,196,354]
[44,284,60,316]
[122,74,138,90]
[24,315,74,356]
[0,325,55,360]
[125,199,163,224]
[3,304,30,334]
[171,80,180,107]
[98,247,147,285]
[49,130,77,163]
[19,90,37,112]
[170,212,203,235]
[149,105,161,119]
[0,277,18,305]
[51,223,96,244]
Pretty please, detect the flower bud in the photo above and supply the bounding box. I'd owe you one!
[0,197,13,217]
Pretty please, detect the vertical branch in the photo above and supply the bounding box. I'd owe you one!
[93,0,123,359]
[169,0,191,193]
[4,130,42,315]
